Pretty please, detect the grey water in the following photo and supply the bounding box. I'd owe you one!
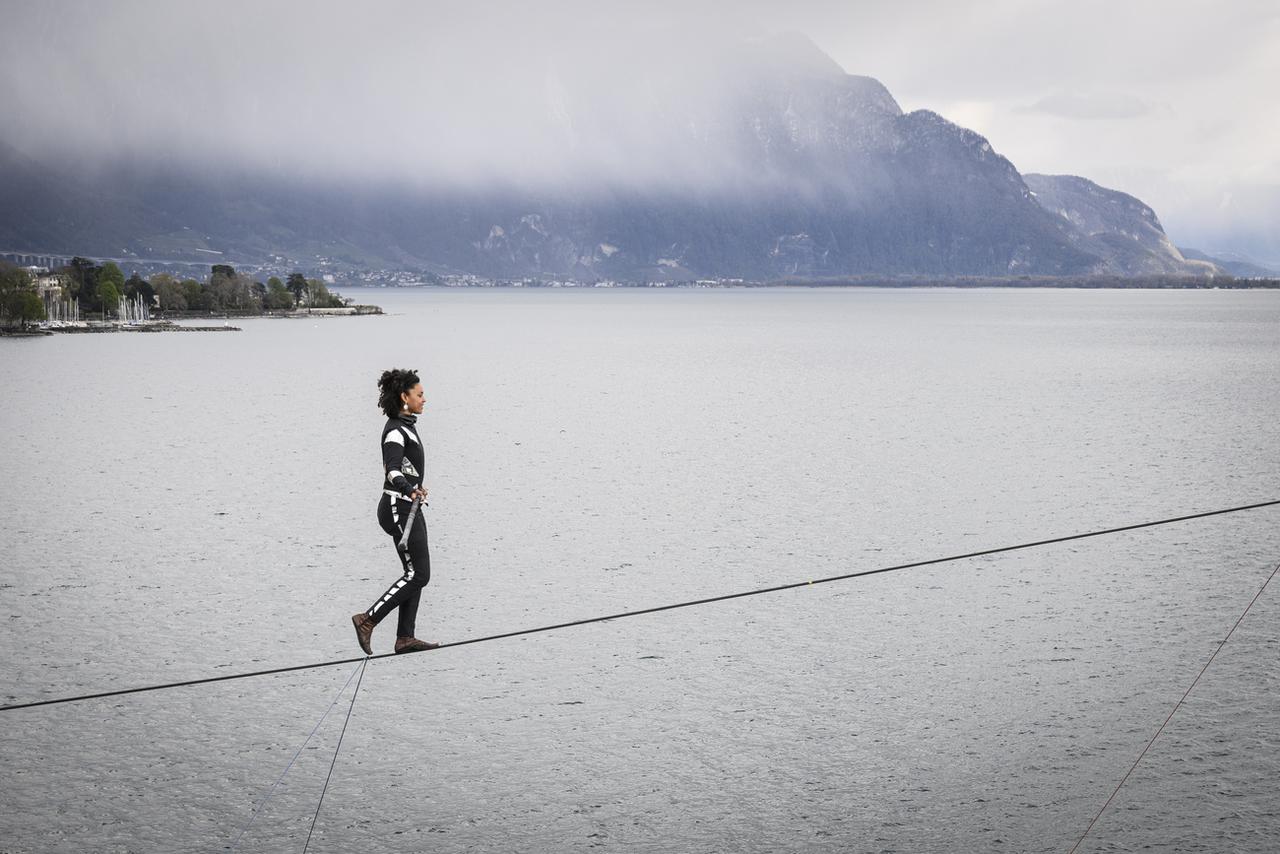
[2,287,1278,853]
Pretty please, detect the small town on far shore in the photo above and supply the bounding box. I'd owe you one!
[2,249,754,295]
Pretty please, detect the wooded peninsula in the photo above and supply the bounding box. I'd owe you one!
[1,258,381,333]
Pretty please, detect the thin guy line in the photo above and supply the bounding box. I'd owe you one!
[1066,557,1280,854]
[1,498,1277,713]
[301,657,367,854]
[225,659,363,853]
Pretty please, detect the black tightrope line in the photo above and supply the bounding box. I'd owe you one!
[302,657,366,854]
[2,498,1278,714]
[225,659,363,853]
[1066,556,1280,854]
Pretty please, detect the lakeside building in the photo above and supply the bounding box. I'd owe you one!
[34,273,66,299]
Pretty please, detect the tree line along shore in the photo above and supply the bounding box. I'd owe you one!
[0,258,381,331]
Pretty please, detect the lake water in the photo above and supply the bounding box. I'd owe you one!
[2,287,1279,853]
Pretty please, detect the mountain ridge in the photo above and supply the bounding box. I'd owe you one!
[0,37,1218,281]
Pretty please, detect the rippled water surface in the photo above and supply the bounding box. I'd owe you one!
[2,287,1279,853]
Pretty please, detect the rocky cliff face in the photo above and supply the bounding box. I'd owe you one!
[1023,174,1217,276]
[0,36,1214,280]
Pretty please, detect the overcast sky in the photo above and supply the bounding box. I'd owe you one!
[3,0,1277,262]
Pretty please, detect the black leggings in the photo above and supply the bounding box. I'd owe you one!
[366,494,431,638]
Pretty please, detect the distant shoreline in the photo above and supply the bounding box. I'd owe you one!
[774,276,1280,289]
[0,305,385,337]
[1,320,241,336]
[338,275,1280,290]
[153,304,384,318]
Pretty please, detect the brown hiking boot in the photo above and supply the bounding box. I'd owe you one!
[395,636,440,654]
[352,612,378,655]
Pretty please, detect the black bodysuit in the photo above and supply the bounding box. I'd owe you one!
[364,413,431,637]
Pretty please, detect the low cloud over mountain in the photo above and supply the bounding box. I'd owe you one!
[1,30,1219,280]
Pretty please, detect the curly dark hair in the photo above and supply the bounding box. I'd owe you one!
[377,368,420,418]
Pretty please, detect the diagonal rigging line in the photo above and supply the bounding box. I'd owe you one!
[226,659,364,853]
[1066,556,1280,854]
[2,497,1277,714]
[302,657,367,854]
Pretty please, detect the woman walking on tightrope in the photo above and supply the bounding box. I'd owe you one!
[352,368,440,655]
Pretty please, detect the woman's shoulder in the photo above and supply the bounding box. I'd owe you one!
[381,416,419,438]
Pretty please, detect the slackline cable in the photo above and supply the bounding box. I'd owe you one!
[1066,556,1280,854]
[2,497,1277,714]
